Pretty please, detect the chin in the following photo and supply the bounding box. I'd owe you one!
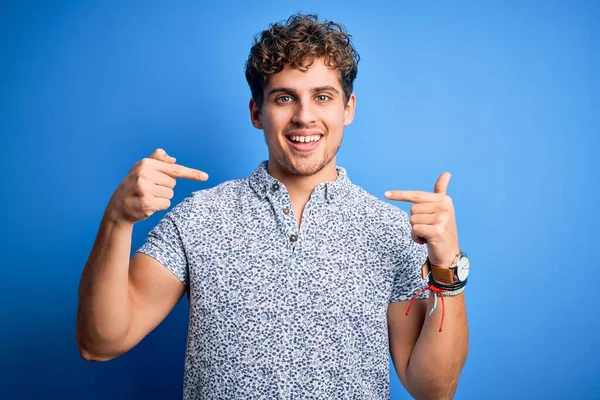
[288,164,322,177]
[283,154,334,177]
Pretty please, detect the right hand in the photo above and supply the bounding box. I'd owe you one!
[106,148,208,224]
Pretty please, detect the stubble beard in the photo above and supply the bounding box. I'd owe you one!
[267,134,343,177]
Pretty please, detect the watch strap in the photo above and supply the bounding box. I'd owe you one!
[430,264,456,285]
[422,251,464,285]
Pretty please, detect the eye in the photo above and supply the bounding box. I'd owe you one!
[315,94,331,102]
[276,95,293,103]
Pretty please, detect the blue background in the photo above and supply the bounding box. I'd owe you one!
[1,1,598,399]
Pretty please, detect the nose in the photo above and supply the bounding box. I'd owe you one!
[291,101,317,125]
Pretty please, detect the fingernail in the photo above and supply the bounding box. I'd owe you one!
[384,191,392,198]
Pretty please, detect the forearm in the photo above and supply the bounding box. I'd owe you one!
[76,211,135,359]
[406,293,469,399]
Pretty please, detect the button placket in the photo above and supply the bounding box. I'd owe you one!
[270,186,298,251]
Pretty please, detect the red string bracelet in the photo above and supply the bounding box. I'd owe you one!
[406,282,448,332]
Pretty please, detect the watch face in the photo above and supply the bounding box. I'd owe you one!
[456,255,470,281]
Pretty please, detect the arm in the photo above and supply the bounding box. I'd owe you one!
[75,217,185,361]
[76,148,207,361]
[385,171,468,398]
[388,294,468,399]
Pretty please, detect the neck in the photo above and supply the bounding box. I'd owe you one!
[267,158,338,206]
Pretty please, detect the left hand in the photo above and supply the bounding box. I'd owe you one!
[384,172,460,268]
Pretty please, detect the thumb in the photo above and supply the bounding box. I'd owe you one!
[434,172,451,194]
[150,148,176,164]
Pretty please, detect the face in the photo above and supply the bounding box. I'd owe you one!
[250,58,356,177]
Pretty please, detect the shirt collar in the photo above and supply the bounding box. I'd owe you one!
[248,161,351,204]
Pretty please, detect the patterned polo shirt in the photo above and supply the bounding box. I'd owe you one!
[137,161,428,400]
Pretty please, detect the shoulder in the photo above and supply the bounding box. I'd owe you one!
[164,178,246,217]
[161,178,249,233]
[190,178,246,201]
[183,178,249,214]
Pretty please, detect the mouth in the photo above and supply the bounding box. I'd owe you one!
[285,133,323,153]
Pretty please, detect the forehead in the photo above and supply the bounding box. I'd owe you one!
[265,58,342,92]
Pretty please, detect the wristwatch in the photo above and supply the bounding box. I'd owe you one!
[422,251,470,285]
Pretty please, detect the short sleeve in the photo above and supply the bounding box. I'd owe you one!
[388,211,429,303]
[136,195,195,286]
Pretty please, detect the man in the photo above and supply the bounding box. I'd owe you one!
[76,14,469,399]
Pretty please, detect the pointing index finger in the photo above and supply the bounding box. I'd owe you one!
[384,190,441,203]
[157,162,209,181]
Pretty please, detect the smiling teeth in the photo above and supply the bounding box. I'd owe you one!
[290,135,321,143]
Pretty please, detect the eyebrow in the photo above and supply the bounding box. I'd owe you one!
[267,85,341,97]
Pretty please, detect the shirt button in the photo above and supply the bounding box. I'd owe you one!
[289,234,298,242]
[329,194,334,200]
[272,183,280,191]
[283,208,290,215]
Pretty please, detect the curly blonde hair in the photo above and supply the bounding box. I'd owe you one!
[245,14,360,109]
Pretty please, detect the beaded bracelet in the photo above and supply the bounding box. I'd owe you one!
[440,285,466,297]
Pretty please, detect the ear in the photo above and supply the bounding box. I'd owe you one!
[344,93,356,126]
[249,98,263,130]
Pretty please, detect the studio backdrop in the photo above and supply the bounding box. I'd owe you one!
[0,1,598,399]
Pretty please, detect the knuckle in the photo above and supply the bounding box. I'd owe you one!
[136,169,148,181]
[443,195,453,207]
[437,200,449,212]
[435,225,445,237]
[169,167,181,178]
[130,166,142,180]
[138,196,151,210]
[410,204,418,215]
[133,176,146,194]
[437,213,448,225]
